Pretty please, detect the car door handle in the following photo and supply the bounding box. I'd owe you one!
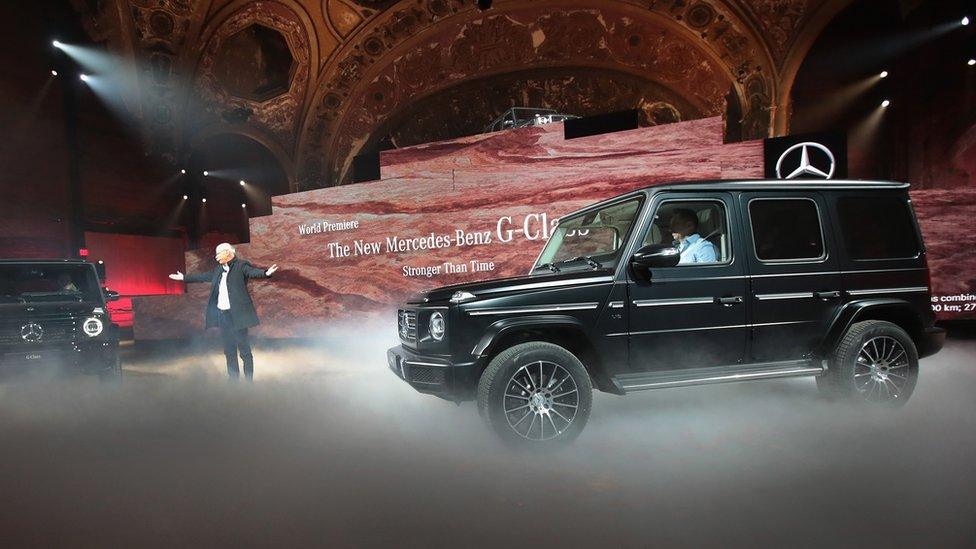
[717,296,743,306]
[815,291,841,300]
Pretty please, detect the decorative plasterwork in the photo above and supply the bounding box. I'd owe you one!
[192,2,311,153]
[300,1,770,187]
[70,0,853,189]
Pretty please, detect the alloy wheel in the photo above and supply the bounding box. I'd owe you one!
[503,360,579,441]
[854,335,911,402]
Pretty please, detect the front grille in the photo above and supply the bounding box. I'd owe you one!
[398,309,417,342]
[407,365,445,385]
[0,318,79,346]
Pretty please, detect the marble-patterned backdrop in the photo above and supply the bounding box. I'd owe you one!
[134,117,763,338]
[132,116,973,339]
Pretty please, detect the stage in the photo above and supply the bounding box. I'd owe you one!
[1,333,973,547]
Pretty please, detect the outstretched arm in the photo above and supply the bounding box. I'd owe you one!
[169,268,215,283]
[244,262,279,279]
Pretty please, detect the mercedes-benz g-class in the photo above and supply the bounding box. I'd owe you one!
[0,259,121,380]
[388,181,945,446]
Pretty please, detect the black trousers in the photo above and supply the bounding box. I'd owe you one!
[218,309,253,380]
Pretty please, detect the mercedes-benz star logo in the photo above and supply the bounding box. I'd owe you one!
[775,141,836,180]
[21,322,44,343]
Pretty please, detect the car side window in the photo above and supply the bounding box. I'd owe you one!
[642,200,731,266]
[749,198,825,262]
[836,196,920,259]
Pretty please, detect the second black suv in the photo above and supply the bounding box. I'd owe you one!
[0,259,121,380]
[388,180,945,446]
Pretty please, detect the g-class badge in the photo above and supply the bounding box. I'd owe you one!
[21,322,44,343]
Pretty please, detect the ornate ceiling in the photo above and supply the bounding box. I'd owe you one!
[73,0,853,190]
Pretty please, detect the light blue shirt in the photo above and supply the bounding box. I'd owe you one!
[678,234,718,264]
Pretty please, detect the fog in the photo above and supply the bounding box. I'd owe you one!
[1,329,974,547]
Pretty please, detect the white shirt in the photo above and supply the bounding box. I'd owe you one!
[678,234,718,264]
[217,265,231,310]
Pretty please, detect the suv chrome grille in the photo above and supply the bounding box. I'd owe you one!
[0,318,79,346]
[398,309,417,342]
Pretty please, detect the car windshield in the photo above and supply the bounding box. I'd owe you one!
[0,264,102,304]
[533,197,643,273]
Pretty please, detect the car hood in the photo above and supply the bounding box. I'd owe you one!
[407,269,614,305]
[0,301,104,319]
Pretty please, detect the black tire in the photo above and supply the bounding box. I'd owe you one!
[477,341,592,447]
[99,355,123,384]
[817,320,918,406]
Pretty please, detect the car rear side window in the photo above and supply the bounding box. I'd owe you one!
[837,196,920,259]
[749,199,825,262]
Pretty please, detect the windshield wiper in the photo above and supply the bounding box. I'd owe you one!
[534,262,561,273]
[560,256,603,269]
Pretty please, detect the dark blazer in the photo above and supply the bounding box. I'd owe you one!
[184,258,271,330]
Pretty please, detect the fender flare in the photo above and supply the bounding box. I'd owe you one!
[818,298,921,356]
[471,314,589,358]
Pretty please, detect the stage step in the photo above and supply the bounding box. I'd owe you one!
[611,360,825,393]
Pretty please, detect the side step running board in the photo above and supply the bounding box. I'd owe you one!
[612,360,825,393]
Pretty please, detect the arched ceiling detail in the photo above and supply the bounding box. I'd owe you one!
[69,0,855,190]
[370,66,707,152]
[302,1,773,186]
[187,1,313,158]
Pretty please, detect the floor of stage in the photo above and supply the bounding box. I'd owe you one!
[1,333,974,547]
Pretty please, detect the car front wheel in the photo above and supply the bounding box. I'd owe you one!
[818,320,918,406]
[477,341,592,447]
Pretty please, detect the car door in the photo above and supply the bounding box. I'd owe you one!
[740,192,842,362]
[626,192,748,372]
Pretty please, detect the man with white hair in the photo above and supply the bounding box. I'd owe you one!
[169,243,278,380]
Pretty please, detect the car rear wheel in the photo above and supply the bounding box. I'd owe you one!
[818,320,918,406]
[477,341,592,447]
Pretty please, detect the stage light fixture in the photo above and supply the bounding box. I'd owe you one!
[50,70,58,77]
[79,74,89,82]
[201,198,207,203]
[241,203,246,208]
[962,16,970,26]
[882,99,891,108]
[202,170,209,176]
[52,40,63,49]
[182,194,188,200]
[180,169,186,175]
[879,70,888,78]
[969,58,976,66]
[239,180,246,186]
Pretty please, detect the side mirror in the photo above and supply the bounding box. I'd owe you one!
[631,243,681,271]
[103,288,120,302]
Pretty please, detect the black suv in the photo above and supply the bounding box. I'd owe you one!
[388,180,945,446]
[0,259,121,380]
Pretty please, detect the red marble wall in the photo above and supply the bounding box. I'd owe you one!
[133,117,763,339]
[910,189,976,318]
[132,116,974,340]
[85,232,187,328]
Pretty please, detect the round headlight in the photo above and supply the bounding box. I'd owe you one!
[82,317,103,337]
[429,311,445,341]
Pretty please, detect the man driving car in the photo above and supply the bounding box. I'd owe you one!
[669,208,718,264]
